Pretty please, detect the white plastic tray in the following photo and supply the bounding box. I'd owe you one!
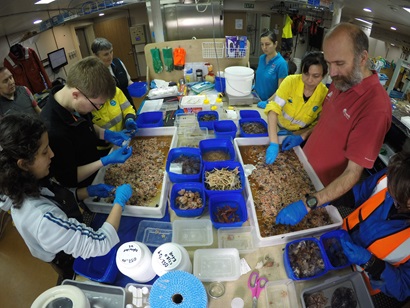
[84,127,177,218]
[234,137,343,247]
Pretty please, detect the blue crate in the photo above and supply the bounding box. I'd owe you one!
[320,229,351,270]
[239,110,261,119]
[128,82,147,98]
[136,111,163,128]
[209,192,247,229]
[202,161,245,197]
[239,118,268,137]
[197,110,219,130]
[73,243,119,283]
[284,238,329,281]
[170,182,206,217]
[213,120,237,140]
[199,138,235,162]
[166,147,202,183]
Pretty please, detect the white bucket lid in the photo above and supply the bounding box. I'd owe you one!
[224,66,254,76]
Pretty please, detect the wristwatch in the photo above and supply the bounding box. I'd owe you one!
[305,195,318,209]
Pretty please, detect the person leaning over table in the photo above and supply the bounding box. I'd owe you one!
[275,22,392,225]
[333,146,410,302]
[254,30,288,105]
[0,67,41,116]
[40,56,133,189]
[92,87,137,157]
[91,37,135,109]
[263,51,328,164]
[0,113,133,281]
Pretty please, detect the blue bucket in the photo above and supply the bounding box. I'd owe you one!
[214,76,226,93]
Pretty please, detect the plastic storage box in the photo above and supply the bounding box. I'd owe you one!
[234,136,343,246]
[128,82,147,98]
[197,110,219,130]
[125,283,151,308]
[172,219,213,247]
[265,279,298,308]
[136,111,163,128]
[301,272,375,308]
[193,248,241,282]
[84,127,177,218]
[199,138,235,162]
[180,95,205,113]
[239,118,268,137]
[73,244,120,283]
[202,161,245,196]
[320,229,351,270]
[166,147,202,183]
[135,220,173,248]
[209,192,248,229]
[170,182,206,217]
[213,120,237,140]
[217,226,255,254]
[239,110,260,119]
[62,280,126,308]
[284,237,329,281]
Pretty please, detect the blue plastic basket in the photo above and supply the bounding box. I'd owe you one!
[197,110,219,130]
[73,244,119,283]
[136,111,163,128]
[170,182,206,217]
[209,192,247,229]
[199,138,235,162]
[166,147,202,183]
[239,110,261,119]
[320,229,351,270]
[214,76,226,93]
[284,238,329,281]
[202,161,245,197]
[127,82,147,98]
[239,118,268,137]
[213,120,237,140]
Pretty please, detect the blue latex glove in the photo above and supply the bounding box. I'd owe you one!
[114,184,133,210]
[281,135,303,151]
[86,184,115,198]
[340,236,372,266]
[266,142,279,164]
[104,129,130,146]
[125,118,137,131]
[101,146,132,166]
[276,200,308,225]
[257,100,268,109]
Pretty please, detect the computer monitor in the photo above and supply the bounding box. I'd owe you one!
[47,47,68,71]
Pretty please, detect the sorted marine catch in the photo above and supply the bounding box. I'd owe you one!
[205,167,242,191]
[287,240,326,279]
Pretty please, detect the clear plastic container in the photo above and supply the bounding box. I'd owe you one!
[172,219,213,247]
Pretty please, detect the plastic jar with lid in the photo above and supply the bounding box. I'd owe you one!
[151,243,192,276]
[203,98,211,111]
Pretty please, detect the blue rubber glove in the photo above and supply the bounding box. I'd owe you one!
[104,129,130,146]
[276,200,308,225]
[101,146,132,166]
[125,118,137,131]
[114,184,133,210]
[266,142,279,164]
[281,135,303,151]
[257,100,268,109]
[86,184,115,198]
[340,235,372,266]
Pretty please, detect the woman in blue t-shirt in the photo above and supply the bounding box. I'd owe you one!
[254,31,288,107]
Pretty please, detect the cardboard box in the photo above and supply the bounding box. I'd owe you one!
[234,137,343,247]
[84,127,177,218]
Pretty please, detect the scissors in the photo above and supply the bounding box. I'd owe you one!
[248,270,268,308]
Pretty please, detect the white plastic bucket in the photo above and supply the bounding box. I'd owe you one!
[224,66,254,97]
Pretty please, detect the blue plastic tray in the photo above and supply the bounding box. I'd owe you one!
[209,192,247,229]
[170,182,206,217]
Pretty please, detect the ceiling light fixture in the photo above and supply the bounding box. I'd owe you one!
[33,20,42,24]
[363,8,372,12]
[35,0,55,4]
[391,26,397,30]
[403,7,410,13]
[99,13,105,16]
[355,18,373,25]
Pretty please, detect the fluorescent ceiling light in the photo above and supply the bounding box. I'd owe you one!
[355,18,373,25]
[391,26,397,30]
[33,20,42,24]
[363,8,372,12]
[403,7,410,13]
[35,0,55,4]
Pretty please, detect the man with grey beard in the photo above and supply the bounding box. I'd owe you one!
[275,23,392,226]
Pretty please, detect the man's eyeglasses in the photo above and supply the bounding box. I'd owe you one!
[76,88,103,110]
